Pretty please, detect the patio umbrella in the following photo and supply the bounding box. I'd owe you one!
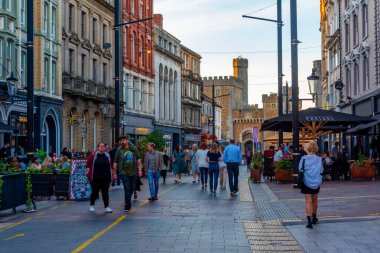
[260,107,373,139]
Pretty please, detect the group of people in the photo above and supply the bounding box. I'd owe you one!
[85,136,244,214]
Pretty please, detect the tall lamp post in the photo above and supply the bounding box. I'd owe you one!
[114,0,152,143]
[290,0,300,187]
[243,0,284,145]
[26,0,35,154]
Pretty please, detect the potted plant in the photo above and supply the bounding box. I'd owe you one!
[250,152,263,183]
[274,160,293,182]
[29,167,54,199]
[55,167,71,200]
[0,162,27,213]
[351,153,376,180]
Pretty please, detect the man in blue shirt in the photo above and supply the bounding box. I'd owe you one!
[223,139,242,196]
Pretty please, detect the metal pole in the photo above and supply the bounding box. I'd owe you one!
[286,81,289,115]
[278,0,284,146]
[114,0,121,143]
[26,0,34,154]
[290,0,300,186]
[212,82,216,141]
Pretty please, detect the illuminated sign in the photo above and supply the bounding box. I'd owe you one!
[135,127,151,135]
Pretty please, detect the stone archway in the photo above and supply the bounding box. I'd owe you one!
[41,108,60,156]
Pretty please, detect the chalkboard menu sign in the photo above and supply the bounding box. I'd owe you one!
[70,160,92,200]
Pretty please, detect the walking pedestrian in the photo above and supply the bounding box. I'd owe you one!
[86,142,114,213]
[189,144,199,183]
[219,145,227,189]
[299,141,323,229]
[195,142,209,190]
[206,142,222,194]
[223,139,242,196]
[113,135,142,212]
[161,147,169,184]
[245,147,252,172]
[172,145,186,183]
[144,143,162,201]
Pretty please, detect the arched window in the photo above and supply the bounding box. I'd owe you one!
[131,31,136,63]
[159,64,164,119]
[163,66,168,120]
[139,35,143,66]
[168,69,173,121]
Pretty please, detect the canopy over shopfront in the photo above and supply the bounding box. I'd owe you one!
[345,114,380,135]
[261,108,373,140]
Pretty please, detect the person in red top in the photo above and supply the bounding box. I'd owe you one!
[264,146,275,181]
[86,142,116,213]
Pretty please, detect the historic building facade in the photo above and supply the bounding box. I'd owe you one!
[181,45,202,147]
[153,14,182,153]
[201,94,222,142]
[0,0,63,155]
[122,0,154,144]
[61,0,115,152]
[203,57,247,141]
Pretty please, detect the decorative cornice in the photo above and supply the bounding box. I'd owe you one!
[93,44,102,55]
[69,33,80,45]
[82,39,92,50]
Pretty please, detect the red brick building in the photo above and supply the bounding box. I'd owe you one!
[122,0,155,143]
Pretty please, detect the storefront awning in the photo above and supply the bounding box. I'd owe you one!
[0,122,14,133]
[346,114,380,135]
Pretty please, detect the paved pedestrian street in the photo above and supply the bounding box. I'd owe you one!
[1,168,380,253]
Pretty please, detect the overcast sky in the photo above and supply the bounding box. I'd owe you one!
[155,0,321,108]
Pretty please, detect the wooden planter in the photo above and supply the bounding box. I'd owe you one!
[251,168,262,183]
[54,174,70,200]
[0,173,26,212]
[274,169,293,183]
[351,165,376,180]
[30,174,54,198]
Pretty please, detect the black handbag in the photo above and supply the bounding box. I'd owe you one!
[297,159,305,188]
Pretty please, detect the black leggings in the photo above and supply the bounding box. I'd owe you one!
[90,178,110,208]
[161,170,167,183]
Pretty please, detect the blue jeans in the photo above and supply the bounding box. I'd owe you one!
[147,171,160,197]
[121,175,136,208]
[227,162,240,193]
[200,167,208,185]
[208,163,220,191]
[246,159,251,171]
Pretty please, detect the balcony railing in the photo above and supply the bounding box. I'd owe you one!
[62,74,109,101]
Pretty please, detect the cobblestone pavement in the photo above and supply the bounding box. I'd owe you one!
[254,178,380,252]
[0,168,257,253]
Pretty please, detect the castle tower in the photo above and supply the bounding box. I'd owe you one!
[233,57,248,106]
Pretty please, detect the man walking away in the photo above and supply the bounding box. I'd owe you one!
[245,147,252,172]
[223,139,242,196]
[144,143,162,201]
[113,135,142,212]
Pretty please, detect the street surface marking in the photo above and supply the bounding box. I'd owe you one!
[3,233,25,241]
[36,211,45,216]
[319,215,341,218]
[0,218,32,233]
[71,182,180,252]
[50,206,60,210]
[286,195,380,201]
[368,212,380,216]
[71,215,127,253]
[63,201,73,206]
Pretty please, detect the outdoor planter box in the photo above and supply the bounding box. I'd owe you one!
[274,169,293,183]
[54,174,70,199]
[30,174,54,198]
[251,168,262,183]
[351,165,376,180]
[0,173,26,212]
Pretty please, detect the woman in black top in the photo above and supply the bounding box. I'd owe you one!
[86,142,115,213]
[206,142,222,194]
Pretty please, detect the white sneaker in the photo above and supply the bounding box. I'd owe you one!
[89,205,95,212]
[118,185,124,189]
[104,207,112,213]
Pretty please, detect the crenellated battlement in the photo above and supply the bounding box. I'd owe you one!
[202,75,244,87]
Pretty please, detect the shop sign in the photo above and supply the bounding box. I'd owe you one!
[185,134,201,142]
[19,116,27,123]
[163,134,172,142]
[253,127,258,143]
[135,127,151,135]
[70,160,92,200]
[68,114,80,127]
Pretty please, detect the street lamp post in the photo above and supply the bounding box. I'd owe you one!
[290,0,300,187]
[307,74,319,103]
[114,0,153,143]
[242,0,284,145]
[26,0,34,154]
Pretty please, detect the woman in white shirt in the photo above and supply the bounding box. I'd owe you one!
[195,142,209,190]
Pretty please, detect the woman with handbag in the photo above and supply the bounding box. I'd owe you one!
[298,140,323,229]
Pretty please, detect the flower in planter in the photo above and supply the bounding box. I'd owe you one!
[251,152,264,170]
